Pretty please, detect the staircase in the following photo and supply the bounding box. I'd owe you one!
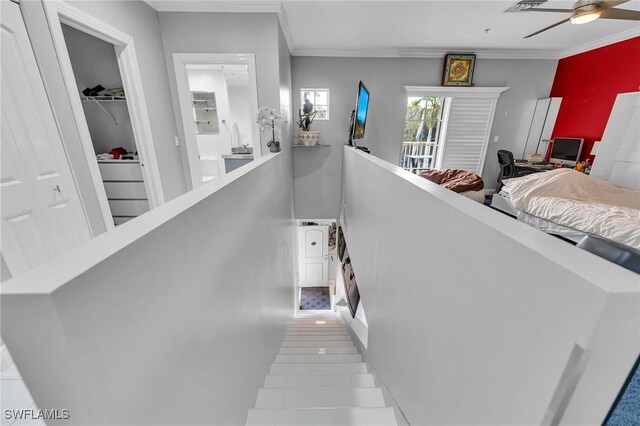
[246,311,398,425]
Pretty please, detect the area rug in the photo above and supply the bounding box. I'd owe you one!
[300,287,331,310]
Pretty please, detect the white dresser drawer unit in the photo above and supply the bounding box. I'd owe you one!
[98,161,144,181]
[103,182,147,199]
[108,199,150,217]
[98,160,149,225]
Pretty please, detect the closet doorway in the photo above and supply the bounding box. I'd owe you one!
[173,54,260,189]
[44,1,164,231]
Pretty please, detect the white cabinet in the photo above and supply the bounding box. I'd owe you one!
[522,97,562,158]
[98,160,149,225]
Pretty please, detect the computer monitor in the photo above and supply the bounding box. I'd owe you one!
[549,137,584,167]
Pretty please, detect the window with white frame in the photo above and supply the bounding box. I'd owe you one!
[300,89,330,120]
[400,86,509,176]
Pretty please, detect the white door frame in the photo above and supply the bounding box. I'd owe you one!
[43,0,165,231]
[173,53,261,190]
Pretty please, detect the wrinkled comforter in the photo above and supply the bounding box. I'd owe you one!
[503,169,640,250]
[419,169,484,193]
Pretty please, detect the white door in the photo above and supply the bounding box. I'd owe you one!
[1,0,91,277]
[298,226,329,285]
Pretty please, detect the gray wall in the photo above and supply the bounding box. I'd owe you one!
[158,12,283,171]
[291,56,557,218]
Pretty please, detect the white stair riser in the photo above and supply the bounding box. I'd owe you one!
[246,407,398,426]
[285,335,352,341]
[279,346,358,355]
[263,373,375,389]
[255,388,386,409]
[270,363,368,376]
[275,354,363,364]
[282,341,355,347]
[287,332,350,336]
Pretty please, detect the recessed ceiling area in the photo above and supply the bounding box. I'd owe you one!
[145,0,640,58]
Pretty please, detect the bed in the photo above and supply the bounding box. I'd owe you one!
[491,168,640,249]
[419,169,486,203]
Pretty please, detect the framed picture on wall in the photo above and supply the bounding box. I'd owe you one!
[442,54,476,86]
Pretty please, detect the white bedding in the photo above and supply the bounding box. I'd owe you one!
[503,169,640,250]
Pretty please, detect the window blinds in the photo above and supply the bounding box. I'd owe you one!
[439,97,497,175]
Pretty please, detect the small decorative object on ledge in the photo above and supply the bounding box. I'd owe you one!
[442,53,476,87]
[297,108,319,146]
[257,106,287,153]
[297,94,320,146]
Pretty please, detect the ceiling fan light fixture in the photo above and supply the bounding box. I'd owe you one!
[570,3,603,24]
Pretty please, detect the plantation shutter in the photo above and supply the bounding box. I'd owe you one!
[439,97,497,175]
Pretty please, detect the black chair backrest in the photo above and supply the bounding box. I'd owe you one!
[497,149,516,178]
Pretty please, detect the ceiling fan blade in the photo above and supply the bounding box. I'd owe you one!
[524,18,571,38]
[602,0,630,7]
[600,8,640,20]
[518,8,573,13]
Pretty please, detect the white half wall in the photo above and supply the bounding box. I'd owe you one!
[340,146,640,425]
[1,153,296,425]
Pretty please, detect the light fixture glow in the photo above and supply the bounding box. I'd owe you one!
[315,320,326,325]
[570,4,603,24]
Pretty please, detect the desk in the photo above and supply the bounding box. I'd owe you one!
[515,161,555,174]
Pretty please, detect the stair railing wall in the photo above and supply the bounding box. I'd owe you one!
[340,146,640,426]
[1,152,296,425]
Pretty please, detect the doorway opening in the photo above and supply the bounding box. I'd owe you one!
[60,24,148,226]
[296,220,338,312]
[44,1,164,233]
[173,54,260,189]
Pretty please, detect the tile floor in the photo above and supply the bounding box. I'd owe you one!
[0,366,43,426]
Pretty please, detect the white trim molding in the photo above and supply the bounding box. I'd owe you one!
[43,0,166,231]
[558,27,640,59]
[404,86,510,99]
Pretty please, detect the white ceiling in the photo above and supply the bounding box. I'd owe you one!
[145,0,640,58]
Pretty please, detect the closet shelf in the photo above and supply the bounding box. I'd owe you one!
[81,95,126,102]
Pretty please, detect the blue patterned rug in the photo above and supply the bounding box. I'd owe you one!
[300,287,331,310]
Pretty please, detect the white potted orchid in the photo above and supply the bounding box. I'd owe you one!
[256,107,287,153]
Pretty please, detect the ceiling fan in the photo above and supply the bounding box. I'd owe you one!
[518,0,640,38]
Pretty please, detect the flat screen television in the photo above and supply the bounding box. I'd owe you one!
[352,81,370,141]
[549,137,584,167]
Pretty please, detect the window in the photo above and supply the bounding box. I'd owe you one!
[400,96,446,174]
[300,88,330,120]
[400,86,509,176]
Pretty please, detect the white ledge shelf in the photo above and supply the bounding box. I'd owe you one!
[81,96,127,102]
[291,144,330,149]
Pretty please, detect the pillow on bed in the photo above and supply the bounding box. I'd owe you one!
[419,169,484,193]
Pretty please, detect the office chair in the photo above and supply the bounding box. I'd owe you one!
[496,149,517,192]
[496,149,536,192]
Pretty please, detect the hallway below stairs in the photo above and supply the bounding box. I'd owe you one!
[246,311,398,425]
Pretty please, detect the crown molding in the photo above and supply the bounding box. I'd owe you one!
[291,47,560,60]
[558,27,640,59]
[276,3,295,54]
[143,1,282,13]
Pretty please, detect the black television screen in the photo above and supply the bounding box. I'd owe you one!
[352,81,370,140]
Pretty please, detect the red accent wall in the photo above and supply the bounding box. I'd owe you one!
[549,36,640,163]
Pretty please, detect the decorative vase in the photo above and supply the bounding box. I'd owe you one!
[298,130,320,146]
[268,141,280,153]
